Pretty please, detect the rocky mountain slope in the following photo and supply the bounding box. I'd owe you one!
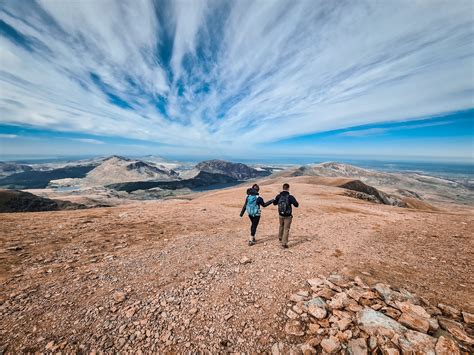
[1,177,472,352]
[0,189,85,213]
[50,156,178,188]
[282,162,474,205]
[195,159,271,180]
[107,171,238,193]
[0,162,33,177]
[0,165,96,189]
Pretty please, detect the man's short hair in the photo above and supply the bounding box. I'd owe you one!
[283,183,290,190]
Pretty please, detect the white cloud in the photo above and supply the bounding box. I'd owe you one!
[0,0,472,154]
[337,119,456,137]
[338,128,389,138]
[0,134,18,139]
[71,138,105,144]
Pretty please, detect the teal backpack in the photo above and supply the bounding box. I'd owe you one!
[246,195,260,217]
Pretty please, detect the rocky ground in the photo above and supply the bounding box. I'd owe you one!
[0,177,473,353]
[278,274,473,354]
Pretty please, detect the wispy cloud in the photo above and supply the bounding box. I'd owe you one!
[70,138,104,144]
[0,0,472,154]
[338,119,457,137]
[0,134,18,139]
[338,128,389,138]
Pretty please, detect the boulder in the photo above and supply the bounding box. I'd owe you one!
[428,317,439,332]
[381,306,401,320]
[327,292,350,310]
[398,312,430,333]
[305,297,328,320]
[327,274,351,288]
[438,318,474,345]
[437,303,461,319]
[462,311,473,325]
[290,293,308,302]
[374,283,397,302]
[307,278,325,288]
[395,301,430,319]
[357,308,407,337]
[313,288,335,300]
[398,330,436,355]
[336,318,352,331]
[435,335,461,355]
[348,287,378,302]
[320,337,341,354]
[347,338,368,355]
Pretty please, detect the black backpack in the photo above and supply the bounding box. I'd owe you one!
[278,194,292,216]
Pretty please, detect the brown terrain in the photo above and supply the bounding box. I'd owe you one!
[1,176,473,353]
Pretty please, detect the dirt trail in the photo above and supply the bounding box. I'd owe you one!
[1,179,473,352]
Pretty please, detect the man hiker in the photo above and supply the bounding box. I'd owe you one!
[240,184,273,246]
[273,183,299,248]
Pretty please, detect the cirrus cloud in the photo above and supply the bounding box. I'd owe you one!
[0,0,472,154]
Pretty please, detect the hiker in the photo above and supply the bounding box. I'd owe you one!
[240,184,273,246]
[273,183,299,248]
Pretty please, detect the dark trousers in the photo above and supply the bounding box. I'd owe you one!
[248,215,261,238]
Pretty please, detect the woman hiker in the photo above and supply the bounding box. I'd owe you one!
[240,184,273,246]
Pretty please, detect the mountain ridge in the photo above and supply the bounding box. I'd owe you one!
[195,159,271,180]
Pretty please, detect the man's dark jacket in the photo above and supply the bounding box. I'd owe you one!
[273,190,299,216]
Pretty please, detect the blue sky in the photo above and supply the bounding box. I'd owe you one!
[0,0,473,161]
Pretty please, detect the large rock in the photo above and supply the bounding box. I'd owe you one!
[347,338,368,355]
[395,301,430,319]
[347,287,377,302]
[313,288,335,300]
[327,292,350,310]
[462,311,474,325]
[437,303,461,319]
[438,318,474,345]
[398,311,430,333]
[307,278,325,288]
[320,337,341,354]
[374,284,418,304]
[435,335,461,355]
[374,283,397,302]
[357,308,407,337]
[305,297,328,320]
[393,301,432,333]
[398,330,436,354]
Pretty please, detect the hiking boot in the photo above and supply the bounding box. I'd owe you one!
[282,244,288,249]
[248,239,256,246]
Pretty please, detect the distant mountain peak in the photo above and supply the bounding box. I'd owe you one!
[195,159,270,180]
[103,155,130,162]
